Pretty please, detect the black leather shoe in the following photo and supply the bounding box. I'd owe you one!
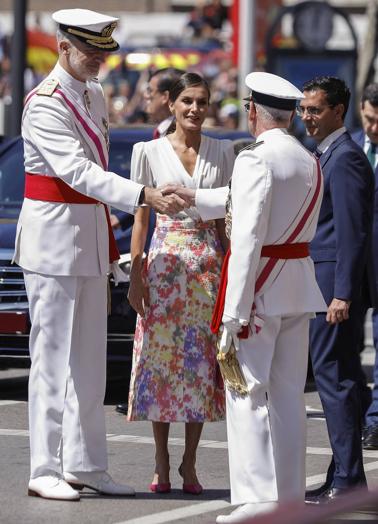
[305,487,347,505]
[305,484,329,504]
[115,402,128,415]
[363,424,378,449]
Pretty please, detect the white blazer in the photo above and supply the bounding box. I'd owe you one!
[196,128,327,322]
[14,62,143,277]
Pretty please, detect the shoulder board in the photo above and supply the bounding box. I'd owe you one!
[36,78,60,97]
[239,140,264,153]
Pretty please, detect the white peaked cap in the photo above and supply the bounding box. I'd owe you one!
[245,72,304,110]
[53,9,120,51]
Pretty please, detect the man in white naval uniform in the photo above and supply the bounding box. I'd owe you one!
[14,9,185,501]
[165,72,327,522]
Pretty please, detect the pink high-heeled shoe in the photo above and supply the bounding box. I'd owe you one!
[178,464,203,495]
[149,482,171,493]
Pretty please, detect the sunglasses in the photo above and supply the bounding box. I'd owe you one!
[296,105,335,117]
[243,96,252,113]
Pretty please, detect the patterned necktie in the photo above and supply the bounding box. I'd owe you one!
[367,143,376,169]
[314,148,322,159]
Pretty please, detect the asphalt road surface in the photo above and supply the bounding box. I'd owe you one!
[1,346,378,524]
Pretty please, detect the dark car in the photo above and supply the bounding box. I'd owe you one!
[0,127,251,370]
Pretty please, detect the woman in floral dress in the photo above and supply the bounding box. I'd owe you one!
[127,73,234,493]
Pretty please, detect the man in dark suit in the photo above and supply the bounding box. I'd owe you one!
[298,76,375,503]
[352,83,378,449]
[145,68,184,137]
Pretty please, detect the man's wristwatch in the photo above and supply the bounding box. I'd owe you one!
[138,186,146,206]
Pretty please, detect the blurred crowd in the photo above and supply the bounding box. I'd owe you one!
[0,0,242,131]
[103,1,240,129]
[103,56,239,129]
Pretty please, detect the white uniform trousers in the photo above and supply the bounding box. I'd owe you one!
[24,270,108,479]
[226,313,311,505]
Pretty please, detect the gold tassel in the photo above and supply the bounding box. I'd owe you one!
[217,339,249,396]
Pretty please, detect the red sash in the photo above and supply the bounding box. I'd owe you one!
[211,243,309,338]
[211,158,322,339]
[24,173,120,263]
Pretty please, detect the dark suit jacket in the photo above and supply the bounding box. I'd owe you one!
[352,129,378,296]
[310,130,376,306]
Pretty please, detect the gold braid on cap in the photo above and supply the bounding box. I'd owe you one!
[67,26,115,43]
[86,40,119,49]
[59,22,119,49]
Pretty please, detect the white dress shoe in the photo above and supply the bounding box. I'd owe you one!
[64,471,135,496]
[28,475,80,501]
[216,502,278,523]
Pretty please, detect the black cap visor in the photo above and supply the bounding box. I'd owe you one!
[244,90,297,110]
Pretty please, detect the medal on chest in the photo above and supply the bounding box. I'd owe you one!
[102,118,110,151]
[83,89,91,113]
[225,181,232,239]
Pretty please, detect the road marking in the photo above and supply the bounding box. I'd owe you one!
[306,447,378,458]
[108,434,229,448]
[0,429,29,436]
[305,406,326,421]
[115,463,378,524]
[114,500,231,524]
[305,405,323,413]
[1,426,378,524]
[306,460,378,488]
[361,349,375,365]
[0,400,25,406]
[2,429,378,460]
[306,472,327,487]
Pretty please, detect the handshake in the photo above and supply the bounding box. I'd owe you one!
[143,184,196,215]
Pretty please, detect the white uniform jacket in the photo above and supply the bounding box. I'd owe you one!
[196,128,327,323]
[14,62,143,277]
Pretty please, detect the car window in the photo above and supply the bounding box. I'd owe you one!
[108,141,134,179]
[0,139,24,219]
[108,128,153,179]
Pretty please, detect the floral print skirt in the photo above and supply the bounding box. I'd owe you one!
[127,214,225,422]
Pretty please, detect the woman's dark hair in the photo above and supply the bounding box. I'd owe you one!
[150,68,184,94]
[169,72,211,103]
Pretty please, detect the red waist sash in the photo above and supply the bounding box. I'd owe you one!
[24,173,120,263]
[260,242,309,259]
[211,242,309,339]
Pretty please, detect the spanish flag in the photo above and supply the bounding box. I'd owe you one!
[27,30,58,75]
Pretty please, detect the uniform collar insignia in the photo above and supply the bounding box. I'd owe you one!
[239,140,264,153]
[36,78,60,97]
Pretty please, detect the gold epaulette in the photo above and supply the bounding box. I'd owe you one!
[36,78,60,96]
[239,140,264,153]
